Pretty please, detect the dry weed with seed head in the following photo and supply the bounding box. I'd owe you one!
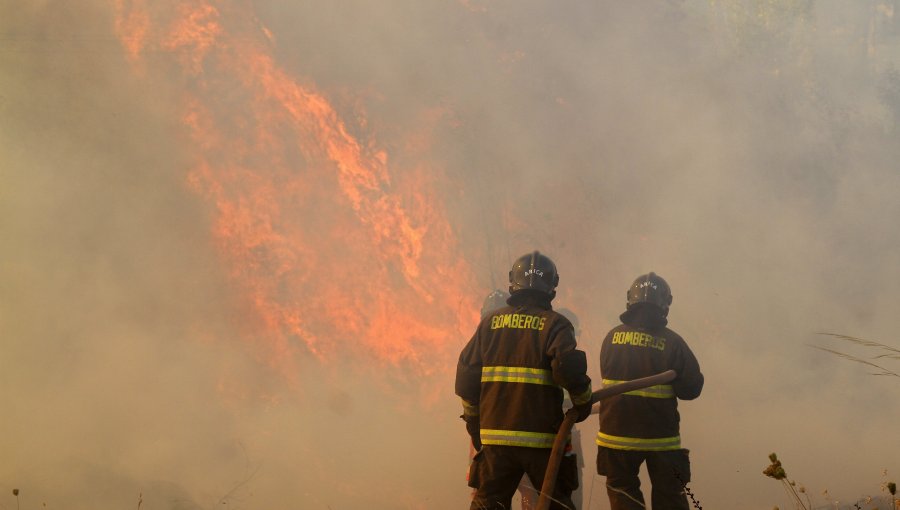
[765,456,899,510]
[764,453,811,510]
[882,475,899,510]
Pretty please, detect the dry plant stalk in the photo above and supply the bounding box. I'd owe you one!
[763,453,812,510]
[811,333,900,378]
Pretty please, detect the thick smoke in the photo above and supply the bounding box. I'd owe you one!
[2,1,900,509]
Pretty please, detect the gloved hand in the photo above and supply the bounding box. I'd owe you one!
[573,402,593,423]
[465,416,482,450]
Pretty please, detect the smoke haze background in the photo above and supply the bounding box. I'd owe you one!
[2,1,899,509]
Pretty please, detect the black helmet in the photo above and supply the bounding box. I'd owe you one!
[626,272,672,314]
[508,251,559,297]
[480,289,510,318]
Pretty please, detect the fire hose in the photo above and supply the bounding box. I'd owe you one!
[534,369,677,510]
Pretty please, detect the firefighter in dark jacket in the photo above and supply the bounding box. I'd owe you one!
[456,251,594,510]
[595,272,704,510]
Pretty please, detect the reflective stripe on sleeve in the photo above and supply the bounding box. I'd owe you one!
[482,366,555,385]
[461,398,479,418]
[596,431,681,451]
[570,385,593,406]
[481,429,557,448]
[601,379,675,398]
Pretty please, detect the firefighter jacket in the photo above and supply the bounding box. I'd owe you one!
[455,293,593,449]
[595,309,703,452]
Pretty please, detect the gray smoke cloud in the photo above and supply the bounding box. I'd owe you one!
[2,1,900,509]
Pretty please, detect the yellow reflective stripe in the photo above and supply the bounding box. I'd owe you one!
[461,398,479,417]
[596,431,681,451]
[602,379,674,398]
[482,366,554,386]
[570,385,593,406]
[481,429,557,448]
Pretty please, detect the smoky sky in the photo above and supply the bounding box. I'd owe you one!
[3,1,900,509]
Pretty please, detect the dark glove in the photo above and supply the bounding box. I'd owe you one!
[464,415,482,450]
[573,402,592,423]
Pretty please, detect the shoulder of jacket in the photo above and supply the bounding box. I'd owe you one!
[662,326,681,337]
[549,309,571,323]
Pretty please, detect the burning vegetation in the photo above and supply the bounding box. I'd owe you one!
[112,0,480,387]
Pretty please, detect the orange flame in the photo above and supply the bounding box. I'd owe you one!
[113,0,480,390]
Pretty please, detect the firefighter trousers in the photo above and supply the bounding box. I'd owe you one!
[596,447,691,510]
[468,445,578,510]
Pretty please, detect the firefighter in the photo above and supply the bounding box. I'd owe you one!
[481,289,510,320]
[473,288,540,510]
[595,272,704,510]
[456,251,594,510]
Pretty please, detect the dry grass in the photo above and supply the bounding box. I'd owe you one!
[810,333,900,378]
[764,453,899,510]
[764,335,900,509]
